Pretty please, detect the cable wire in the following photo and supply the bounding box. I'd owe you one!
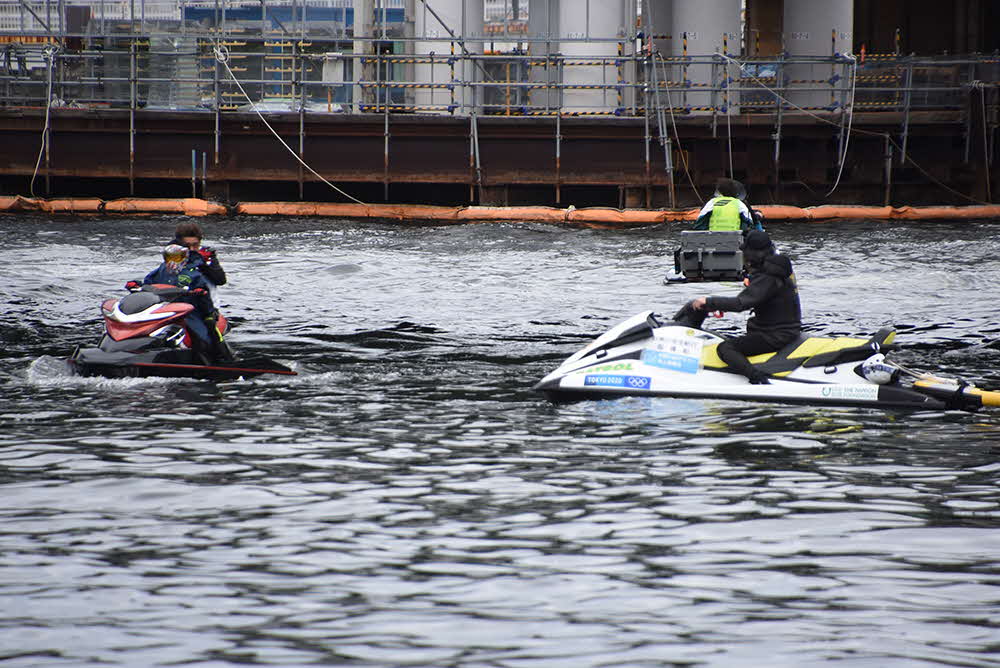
[30,46,57,198]
[825,53,856,197]
[655,52,702,201]
[214,44,367,206]
[717,51,990,206]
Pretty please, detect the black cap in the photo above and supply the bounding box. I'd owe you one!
[741,230,773,251]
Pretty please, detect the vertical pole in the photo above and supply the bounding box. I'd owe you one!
[773,110,783,199]
[555,109,562,204]
[666,137,676,209]
[260,0,267,101]
[202,151,207,199]
[474,84,483,203]
[883,133,893,206]
[380,1,389,198]
[296,39,305,200]
[214,54,221,167]
[44,51,52,195]
[213,1,221,167]
[505,61,511,116]
[723,29,730,93]
[710,57,718,138]
[300,107,306,200]
[900,62,913,165]
[468,115,474,203]
[643,80,651,208]
[836,60,847,160]
[129,39,136,195]
[773,51,784,199]
[830,28,836,109]
[384,83,390,200]
[191,149,197,197]
[964,63,976,164]
[682,32,688,110]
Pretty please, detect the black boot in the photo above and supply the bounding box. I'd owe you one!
[203,315,234,363]
[717,340,769,384]
[209,336,234,363]
[189,335,212,365]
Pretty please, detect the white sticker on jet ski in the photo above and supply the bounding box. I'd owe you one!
[643,333,705,374]
[584,374,652,389]
[819,385,880,401]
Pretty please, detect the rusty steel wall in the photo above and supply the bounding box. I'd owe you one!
[0,107,990,207]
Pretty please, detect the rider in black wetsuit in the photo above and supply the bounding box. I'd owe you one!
[688,230,802,384]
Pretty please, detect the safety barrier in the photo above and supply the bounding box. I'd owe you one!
[3,197,1000,223]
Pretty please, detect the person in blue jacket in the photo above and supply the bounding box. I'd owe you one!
[130,244,227,362]
[171,222,227,290]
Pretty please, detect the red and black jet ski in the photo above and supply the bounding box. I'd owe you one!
[67,284,296,381]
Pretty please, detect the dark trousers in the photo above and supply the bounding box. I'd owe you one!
[717,333,788,381]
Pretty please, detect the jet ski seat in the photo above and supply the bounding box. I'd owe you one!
[702,327,898,376]
[119,291,162,315]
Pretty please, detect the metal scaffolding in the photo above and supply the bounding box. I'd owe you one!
[1,0,997,117]
[1,0,996,205]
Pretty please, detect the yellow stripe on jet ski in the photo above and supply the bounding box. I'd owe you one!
[913,378,1000,409]
[971,389,1000,408]
[701,331,893,372]
[786,336,870,359]
[701,344,776,369]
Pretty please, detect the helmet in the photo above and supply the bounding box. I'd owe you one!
[163,243,188,273]
[861,353,899,385]
[740,230,774,268]
[715,177,747,200]
[741,230,773,251]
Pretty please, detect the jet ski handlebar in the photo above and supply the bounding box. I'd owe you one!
[124,282,201,299]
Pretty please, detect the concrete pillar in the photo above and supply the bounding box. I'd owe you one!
[671,0,741,114]
[353,0,375,112]
[783,0,854,110]
[413,0,484,114]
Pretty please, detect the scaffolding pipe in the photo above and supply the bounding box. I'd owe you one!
[555,109,561,204]
[900,62,913,165]
[129,39,135,195]
[883,133,893,206]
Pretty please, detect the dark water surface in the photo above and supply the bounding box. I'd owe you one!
[2,215,1000,667]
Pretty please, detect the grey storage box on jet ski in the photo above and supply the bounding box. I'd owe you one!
[667,230,744,283]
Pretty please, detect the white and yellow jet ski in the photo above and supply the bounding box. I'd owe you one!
[534,310,1000,411]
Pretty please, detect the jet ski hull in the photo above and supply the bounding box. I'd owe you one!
[535,311,953,410]
[68,346,296,381]
[535,374,946,409]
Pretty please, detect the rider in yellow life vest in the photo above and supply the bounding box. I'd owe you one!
[693,178,763,232]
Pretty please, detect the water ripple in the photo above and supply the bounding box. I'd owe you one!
[1,216,999,666]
